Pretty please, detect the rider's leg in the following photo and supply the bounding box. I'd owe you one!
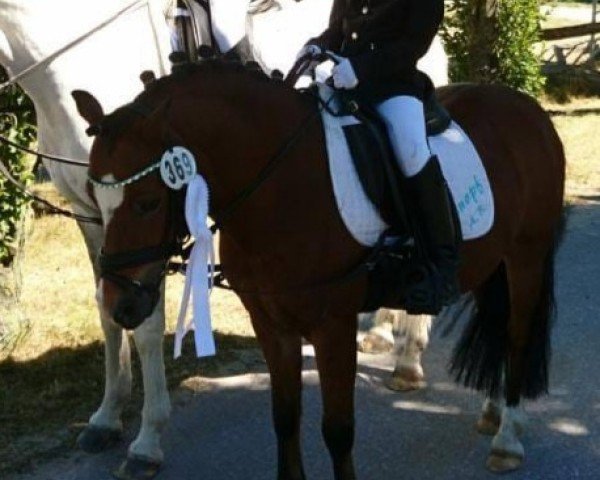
[210,0,249,52]
[376,95,461,308]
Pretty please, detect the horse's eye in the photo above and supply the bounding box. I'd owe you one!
[133,197,161,217]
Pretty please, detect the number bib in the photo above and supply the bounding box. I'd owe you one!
[160,147,197,190]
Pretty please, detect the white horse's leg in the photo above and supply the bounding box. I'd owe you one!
[75,220,134,453]
[476,397,503,436]
[115,288,170,479]
[357,309,395,353]
[486,405,527,472]
[386,312,431,392]
[79,311,133,451]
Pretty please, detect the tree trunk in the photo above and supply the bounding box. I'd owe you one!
[466,0,500,83]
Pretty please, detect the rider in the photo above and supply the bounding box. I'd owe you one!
[168,0,250,59]
[297,0,460,310]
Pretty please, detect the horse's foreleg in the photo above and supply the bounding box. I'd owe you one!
[115,292,170,480]
[313,315,357,480]
[252,314,305,480]
[76,221,132,453]
[386,312,430,392]
[78,307,132,453]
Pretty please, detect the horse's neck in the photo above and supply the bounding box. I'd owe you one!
[167,74,320,245]
[0,0,171,158]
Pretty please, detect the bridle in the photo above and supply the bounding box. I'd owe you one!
[97,183,190,329]
[88,95,320,325]
[87,102,192,329]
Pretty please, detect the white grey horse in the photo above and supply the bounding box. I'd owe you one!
[0,0,448,477]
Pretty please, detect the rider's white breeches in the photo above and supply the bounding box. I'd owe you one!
[210,0,248,52]
[376,96,432,178]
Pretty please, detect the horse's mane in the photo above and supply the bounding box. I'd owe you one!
[98,58,280,145]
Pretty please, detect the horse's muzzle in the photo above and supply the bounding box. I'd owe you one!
[104,271,162,330]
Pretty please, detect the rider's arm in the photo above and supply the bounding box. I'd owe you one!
[351,0,444,83]
[308,0,344,51]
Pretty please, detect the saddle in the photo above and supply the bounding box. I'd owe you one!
[341,92,451,229]
[323,85,453,313]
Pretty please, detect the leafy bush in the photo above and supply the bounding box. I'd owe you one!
[442,0,545,96]
[0,68,36,267]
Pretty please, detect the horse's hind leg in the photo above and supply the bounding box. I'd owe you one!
[487,247,554,473]
[357,309,395,353]
[387,311,430,392]
[313,315,358,480]
[251,313,305,480]
[476,398,502,436]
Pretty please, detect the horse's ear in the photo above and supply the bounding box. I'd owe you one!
[71,90,104,126]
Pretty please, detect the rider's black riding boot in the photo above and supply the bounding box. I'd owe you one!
[404,155,461,314]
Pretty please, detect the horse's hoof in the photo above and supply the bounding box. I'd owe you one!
[77,425,122,453]
[476,412,501,436]
[112,456,162,480]
[486,450,524,473]
[358,330,393,354]
[385,367,426,392]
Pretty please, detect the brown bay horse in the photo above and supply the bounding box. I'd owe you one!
[73,61,565,479]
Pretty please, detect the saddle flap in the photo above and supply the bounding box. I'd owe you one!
[318,84,494,246]
[342,122,402,230]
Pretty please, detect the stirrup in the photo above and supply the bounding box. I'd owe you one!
[403,262,459,315]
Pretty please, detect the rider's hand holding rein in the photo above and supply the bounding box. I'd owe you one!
[294,43,323,74]
[329,53,359,90]
[296,43,322,61]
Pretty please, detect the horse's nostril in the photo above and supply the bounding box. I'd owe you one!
[113,299,138,329]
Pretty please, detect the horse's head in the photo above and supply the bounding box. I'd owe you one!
[72,89,187,330]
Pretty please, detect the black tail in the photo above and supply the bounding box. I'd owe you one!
[521,243,557,399]
[449,262,510,398]
[449,236,560,399]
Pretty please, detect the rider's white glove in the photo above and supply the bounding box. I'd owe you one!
[296,43,322,61]
[332,57,359,90]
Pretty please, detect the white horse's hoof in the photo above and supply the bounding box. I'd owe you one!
[486,450,524,473]
[385,367,426,392]
[113,456,162,480]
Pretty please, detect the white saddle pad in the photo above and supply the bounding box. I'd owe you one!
[320,89,494,246]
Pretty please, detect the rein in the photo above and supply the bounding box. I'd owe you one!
[0,0,149,93]
[0,0,156,226]
[94,93,383,298]
[0,134,89,166]
[0,157,102,224]
[93,101,323,296]
[210,108,321,232]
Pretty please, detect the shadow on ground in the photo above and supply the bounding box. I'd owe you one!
[0,332,262,476]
